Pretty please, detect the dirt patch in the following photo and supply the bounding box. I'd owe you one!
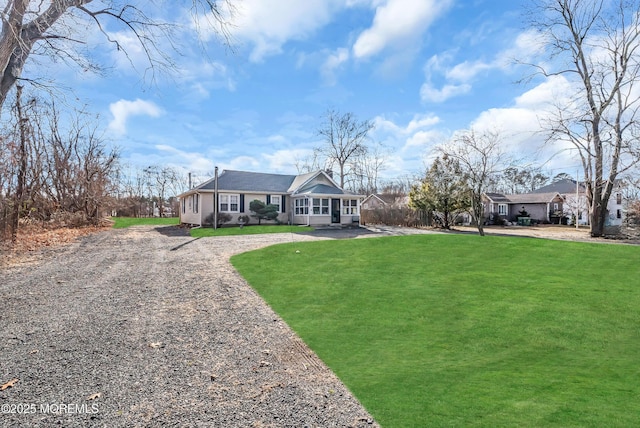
[453,224,640,244]
[1,224,111,268]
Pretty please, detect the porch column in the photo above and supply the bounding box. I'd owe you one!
[546,202,550,222]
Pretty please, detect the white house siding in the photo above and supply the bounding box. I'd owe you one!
[607,190,624,226]
[563,189,624,226]
[212,192,291,226]
[179,193,203,225]
[178,170,362,227]
[563,194,589,225]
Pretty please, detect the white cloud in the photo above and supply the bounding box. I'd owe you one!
[446,60,492,82]
[496,29,548,68]
[321,48,350,85]
[221,0,341,62]
[155,144,215,172]
[105,30,167,75]
[405,129,443,149]
[467,75,577,162]
[514,75,574,110]
[225,155,262,171]
[263,148,315,172]
[371,113,445,175]
[177,60,237,100]
[420,83,471,103]
[108,99,163,135]
[375,113,441,134]
[353,0,453,59]
[419,29,549,104]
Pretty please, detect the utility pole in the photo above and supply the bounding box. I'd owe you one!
[213,167,218,230]
[576,169,580,229]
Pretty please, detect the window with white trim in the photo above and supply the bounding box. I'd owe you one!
[616,193,622,204]
[342,199,358,215]
[312,198,330,215]
[219,194,240,212]
[295,198,308,215]
[270,195,281,212]
[498,204,507,215]
[194,194,199,213]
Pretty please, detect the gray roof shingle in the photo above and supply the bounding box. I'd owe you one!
[505,192,564,204]
[196,170,296,193]
[530,179,584,194]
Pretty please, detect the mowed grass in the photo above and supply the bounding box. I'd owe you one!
[111,217,179,228]
[190,225,313,237]
[231,234,640,427]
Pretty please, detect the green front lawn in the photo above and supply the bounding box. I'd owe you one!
[190,225,313,237]
[111,217,179,228]
[231,234,640,427]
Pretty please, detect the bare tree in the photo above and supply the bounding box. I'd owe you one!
[438,129,507,236]
[499,166,549,194]
[527,0,640,237]
[9,85,28,241]
[0,0,235,109]
[293,151,323,174]
[348,142,389,194]
[144,165,182,217]
[41,104,118,223]
[316,109,374,189]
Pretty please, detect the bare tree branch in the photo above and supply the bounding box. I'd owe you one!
[0,0,236,109]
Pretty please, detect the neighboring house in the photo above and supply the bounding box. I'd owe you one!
[361,193,409,210]
[483,192,565,224]
[531,178,626,226]
[178,169,363,227]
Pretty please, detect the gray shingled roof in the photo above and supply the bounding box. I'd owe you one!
[530,179,584,194]
[485,192,563,204]
[196,170,296,192]
[506,192,563,204]
[485,192,511,203]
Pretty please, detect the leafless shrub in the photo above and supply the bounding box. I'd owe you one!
[361,208,430,228]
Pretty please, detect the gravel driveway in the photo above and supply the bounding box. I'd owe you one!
[1,226,380,427]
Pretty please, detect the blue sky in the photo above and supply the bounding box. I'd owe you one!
[32,0,582,185]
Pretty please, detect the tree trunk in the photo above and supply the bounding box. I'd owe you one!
[472,195,485,236]
[10,85,28,243]
[590,196,607,237]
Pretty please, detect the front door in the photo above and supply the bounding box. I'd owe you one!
[331,198,341,223]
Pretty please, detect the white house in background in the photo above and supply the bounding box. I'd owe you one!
[530,179,626,226]
[178,169,364,227]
